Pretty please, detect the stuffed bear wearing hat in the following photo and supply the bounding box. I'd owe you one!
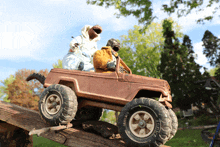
[93,38,126,73]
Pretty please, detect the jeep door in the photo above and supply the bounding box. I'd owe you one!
[85,72,131,104]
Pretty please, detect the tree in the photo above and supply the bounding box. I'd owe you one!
[202,30,220,67]
[53,59,63,68]
[100,110,118,125]
[158,19,212,110]
[6,69,48,111]
[87,0,154,30]
[0,75,15,102]
[215,68,220,82]
[118,18,183,78]
[163,0,220,23]
[208,67,219,76]
[87,0,220,27]
[1,60,61,111]
[202,30,220,81]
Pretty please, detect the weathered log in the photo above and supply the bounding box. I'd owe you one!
[82,121,118,138]
[0,101,171,147]
[0,101,126,147]
[0,121,33,147]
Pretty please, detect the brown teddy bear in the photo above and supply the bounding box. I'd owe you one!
[93,38,126,73]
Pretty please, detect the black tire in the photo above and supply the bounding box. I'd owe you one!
[74,107,103,121]
[118,98,171,147]
[167,108,178,140]
[39,84,78,126]
[26,73,45,85]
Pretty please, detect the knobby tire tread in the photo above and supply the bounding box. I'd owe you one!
[26,73,46,85]
[39,84,77,126]
[118,97,171,147]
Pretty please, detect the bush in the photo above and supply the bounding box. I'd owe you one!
[178,114,218,127]
[196,114,209,125]
[100,110,117,124]
[175,111,183,119]
[194,114,218,126]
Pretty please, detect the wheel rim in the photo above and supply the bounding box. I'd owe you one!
[45,94,61,115]
[129,111,155,138]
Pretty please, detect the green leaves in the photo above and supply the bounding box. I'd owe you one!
[202,30,220,67]
[87,0,219,25]
[53,59,63,68]
[118,18,183,78]
[87,0,154,27]
[159,19,214,110]
[0,75,15,102]
[163,0,220,23]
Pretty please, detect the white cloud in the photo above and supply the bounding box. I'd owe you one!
[89,5,137,31]
[41,0,71,5]
[0,21,45,60]
[193,42,208,66]
[2,0,218,63]
[152,0,220,33]
[0,0,138,61]
[192,41,215,73]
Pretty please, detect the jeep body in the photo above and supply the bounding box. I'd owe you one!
[43,57,172,111]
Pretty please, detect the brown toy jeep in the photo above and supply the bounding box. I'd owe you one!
[27,57,177,147]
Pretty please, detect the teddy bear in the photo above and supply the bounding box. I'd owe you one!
[93,38,126,73]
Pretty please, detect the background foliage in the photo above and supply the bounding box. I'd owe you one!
[118,18,183,78]
[158,19,213,110]
[1,69,48,111]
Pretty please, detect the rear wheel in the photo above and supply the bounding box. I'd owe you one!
[39,84,78,126]
[118,98,171,147]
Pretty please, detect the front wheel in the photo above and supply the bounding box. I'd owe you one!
[39,84,78,126]
[118,98,171,147]
[167,108,178,140]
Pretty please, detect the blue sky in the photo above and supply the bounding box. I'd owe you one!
[0,0,220,86]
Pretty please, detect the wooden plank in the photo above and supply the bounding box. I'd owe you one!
[0,121,33,147]
[0,101,171,147]
[0,101,125,147]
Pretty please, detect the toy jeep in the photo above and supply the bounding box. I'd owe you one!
[27,57,177,147]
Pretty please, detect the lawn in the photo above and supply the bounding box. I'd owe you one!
[165,129,209,147]
[33,135,67,147]
[33,129,209,147]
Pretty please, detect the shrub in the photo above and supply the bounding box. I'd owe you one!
[175,111,183,119]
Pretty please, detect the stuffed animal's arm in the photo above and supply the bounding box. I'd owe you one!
[69,36,82,51]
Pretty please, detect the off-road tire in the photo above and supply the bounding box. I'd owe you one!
[75,107,103,121]
[26,73,46,85]
[39,84,78,126]
[118,98,171,147]
[167,108,178,140]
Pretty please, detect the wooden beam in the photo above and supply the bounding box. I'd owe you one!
[0,101,125,147]
[0,101,171,147]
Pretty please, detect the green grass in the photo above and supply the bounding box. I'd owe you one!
[33,129,210,147]
[165,129,209,147]
[33,135,67,147]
